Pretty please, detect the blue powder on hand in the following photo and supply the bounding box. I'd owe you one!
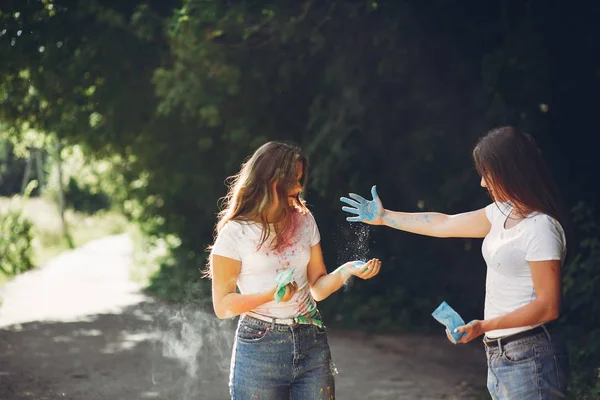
[431,301,466,343]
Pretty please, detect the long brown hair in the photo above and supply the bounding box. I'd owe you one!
[215,140,308,246]
[473,126,571,254]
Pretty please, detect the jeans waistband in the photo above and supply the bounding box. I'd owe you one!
[483,324,551,348]
[242,312,324,330]
[245,311,299,326]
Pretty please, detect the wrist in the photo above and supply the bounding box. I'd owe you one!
[380,210,389,226]
[264,287,277,302]
[335,265,352,282]
[481,319,496,333]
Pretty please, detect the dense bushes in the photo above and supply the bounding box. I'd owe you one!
[561,203,600,399]
[0,208,34,277]
[1,1,598,397]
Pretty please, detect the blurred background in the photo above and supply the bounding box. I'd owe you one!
[0,1,598,399]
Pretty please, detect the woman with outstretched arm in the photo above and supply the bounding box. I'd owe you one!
[341,126,570,400]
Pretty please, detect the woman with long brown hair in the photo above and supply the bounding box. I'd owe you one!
[209,141,381,399]
[341,127,570,399]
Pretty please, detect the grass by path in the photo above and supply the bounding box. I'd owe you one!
[0,196,129,282]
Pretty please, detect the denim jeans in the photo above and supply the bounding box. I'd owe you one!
[485,327,569,400]
[229,315,335,400]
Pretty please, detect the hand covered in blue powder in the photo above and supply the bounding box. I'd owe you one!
[340,185,384,225]
[432,301,466,344]
[341,259,381,280]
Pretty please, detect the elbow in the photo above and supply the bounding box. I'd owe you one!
[310,289,325,302]
[546,308,560,322]
[213,307,225,319]
[540,299,560,322]
[214,311,227,320]
[213,305,232,320]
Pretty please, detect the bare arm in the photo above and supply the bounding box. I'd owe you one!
[341,185,491,239]
[306,243,381,301]
[482,259,561,331]
[382,208,491,238]
[211,254,277,319]
[456,259,562,342]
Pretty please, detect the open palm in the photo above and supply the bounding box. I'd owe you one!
[340,185,384,225]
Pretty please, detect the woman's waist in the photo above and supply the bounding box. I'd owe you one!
[250,299,319,320]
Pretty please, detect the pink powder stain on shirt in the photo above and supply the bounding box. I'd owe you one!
[273,211,304,253]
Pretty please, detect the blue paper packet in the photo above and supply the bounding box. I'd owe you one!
[431,301,466,343]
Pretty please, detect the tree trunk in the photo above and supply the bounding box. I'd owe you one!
[20,151,32,195]
[54,140,74,248]
[34,148,45,189]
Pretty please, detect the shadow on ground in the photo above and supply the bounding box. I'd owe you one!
[0,300,236,400]
[0,300,488,400]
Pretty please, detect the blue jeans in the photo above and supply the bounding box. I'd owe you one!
[229,315,335,400]
[485,326,569,400]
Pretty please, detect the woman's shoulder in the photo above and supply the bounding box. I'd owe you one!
[218,218,254,236]
[485,201,511,222]
[297,209,318,225]
[527,212,565,235]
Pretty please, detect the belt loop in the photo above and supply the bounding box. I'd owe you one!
[270,317,275,330]
[497,338,503,355]
[541,324,552,340]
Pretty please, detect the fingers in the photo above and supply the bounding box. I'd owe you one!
[342,206,360,215]
[454,325,470,343]
[371,185,378,200]
[280,282,298,302]
[346,216,363,222]
[348,193,367,203]
[340,196,361,207]
[356,258,381,279]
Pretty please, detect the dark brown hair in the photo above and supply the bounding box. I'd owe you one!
[473,126,571,256]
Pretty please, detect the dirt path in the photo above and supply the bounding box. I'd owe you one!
[0,234,488,400]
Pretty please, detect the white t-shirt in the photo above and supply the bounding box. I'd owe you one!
[482,202,566,338]
[211,211,321,319]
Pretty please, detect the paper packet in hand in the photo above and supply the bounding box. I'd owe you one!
[431,301,466,344]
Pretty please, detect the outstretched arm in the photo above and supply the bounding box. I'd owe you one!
[341,185,491,239]
[307,243,381,301]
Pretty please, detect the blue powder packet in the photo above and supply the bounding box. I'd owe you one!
[431,301,466,343]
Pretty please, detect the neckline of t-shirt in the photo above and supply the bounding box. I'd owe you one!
[501,203,540,231]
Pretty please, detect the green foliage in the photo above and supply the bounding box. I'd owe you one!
[0,196,128,269]
[561,203,600,399]
[0,207,34,276]
[144,247,212,308]
[1,3,599,398]
[65,177,110,213]
[0,139,28,196]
